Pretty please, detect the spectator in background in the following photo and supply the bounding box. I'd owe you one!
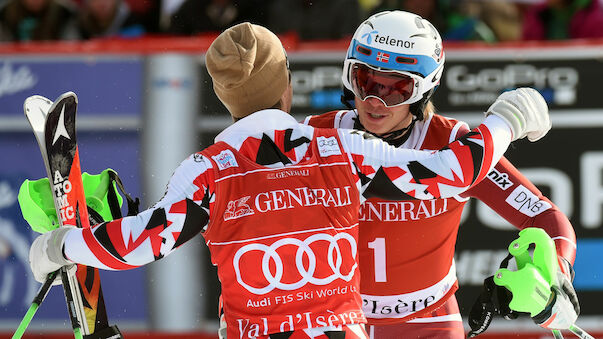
[168,0,270,35]
[123,0,160,33]
[522,0,603,40]
[69,0,145,40]
[158,0,186,31]
[370,0,498,42]
[267,0,361,40]
[462,0,522,41]
[0,0,76,42]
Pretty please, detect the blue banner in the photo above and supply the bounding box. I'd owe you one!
[0,55,147,330]
[0,131,147,326]
[0,58,142,116]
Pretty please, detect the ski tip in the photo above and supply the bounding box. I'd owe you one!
[25,95,52,103]
[23,95,52,115]
[23,92,79,129]
[56,91,78,105]
[23,96,53,127]
[46,92,79,119]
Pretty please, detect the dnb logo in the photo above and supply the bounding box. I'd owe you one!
[233,233,357,294]
[506,185,552,217]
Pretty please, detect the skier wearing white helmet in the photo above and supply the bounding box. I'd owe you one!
[27,21,556,339]
[341,10,444,121]
[337,9,444,144]
[305,10,578,338]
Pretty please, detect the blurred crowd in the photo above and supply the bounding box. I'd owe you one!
[0,0,602,43]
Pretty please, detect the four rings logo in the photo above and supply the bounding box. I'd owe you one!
[318,138,337,147]
[317,136,341,157]
[233,233,357,294]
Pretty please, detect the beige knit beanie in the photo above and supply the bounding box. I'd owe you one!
[205,22,289,119]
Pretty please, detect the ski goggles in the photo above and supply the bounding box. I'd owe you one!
[349,62,422,107]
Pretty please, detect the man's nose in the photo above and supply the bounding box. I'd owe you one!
[365,96,386,108]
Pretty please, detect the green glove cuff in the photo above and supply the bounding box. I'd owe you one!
[18,177,58,233]
[493,227,558,316]
[82,169,124,220]
[18,168,124,233]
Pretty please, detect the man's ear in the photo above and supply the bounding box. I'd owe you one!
[280,82,293,113]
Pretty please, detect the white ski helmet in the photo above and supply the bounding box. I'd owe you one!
[342,10,445,120]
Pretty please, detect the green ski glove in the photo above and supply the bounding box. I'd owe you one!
[18,168,124,234]
[493,227,580,330]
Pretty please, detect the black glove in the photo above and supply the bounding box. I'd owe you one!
[468,253,522,337]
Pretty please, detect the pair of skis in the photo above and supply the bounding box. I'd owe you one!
[14,92,121,339]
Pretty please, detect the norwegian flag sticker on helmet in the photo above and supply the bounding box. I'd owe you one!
[376,52,390,63]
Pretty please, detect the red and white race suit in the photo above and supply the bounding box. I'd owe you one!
[304,110,576,334]
[62,109,512,338]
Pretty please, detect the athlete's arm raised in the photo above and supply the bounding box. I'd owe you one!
[28,87,551,282]
[48,154,215,273]
[339,87,551,202]
[338,114,507,201]
[462,157,576,266]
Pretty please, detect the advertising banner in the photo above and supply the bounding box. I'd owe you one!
[434,57,603,112]
[453,122,603,316]
[0,57,146,330]
[197,47,603,318]
[199,56,346,117]
[200,48,603,117]
[0,57,142,116]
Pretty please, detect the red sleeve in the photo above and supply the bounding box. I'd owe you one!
[453,123,576,267]
[462,157,577,265]
[304,111,339,128]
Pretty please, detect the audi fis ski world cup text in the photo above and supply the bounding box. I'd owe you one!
[245,284,359,307]
[233,233,362,337]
